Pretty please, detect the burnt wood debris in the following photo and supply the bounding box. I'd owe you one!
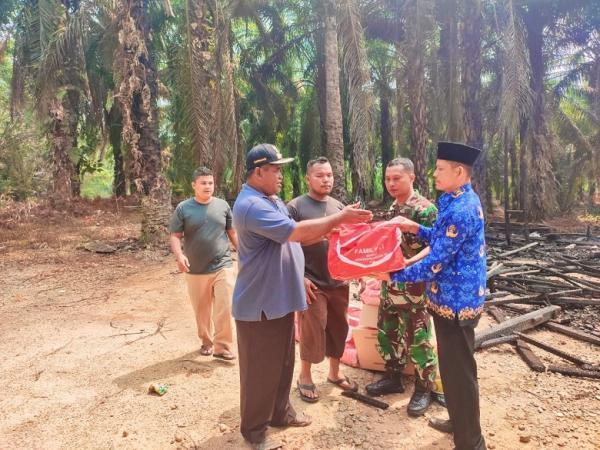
[476,220,600,379]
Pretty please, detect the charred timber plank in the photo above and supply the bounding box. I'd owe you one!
[474,305,561,349]
[559,257,600,275]
[488,222,551,232]
[498,276,570,288]
[498,269,541,277]
[499,242,539,258]
[553,240,600,248]
[486,263,505,279]
[485,294,540,307]
[341,390,389,409]
[487,295,596,308]
[552,297,600,306]
[544,322,600,347]
[546,288,582,297]
[494,284,529,295]
[478,335,517,349]
[485,289,581,307]
[487,306,509,323]
[516,340,546,372]
[486,291,511,300]
[526,264,600,290]
[546,365,600,379]
[485,263,504,280]
[503,304,535,313]
[514,332,599,370]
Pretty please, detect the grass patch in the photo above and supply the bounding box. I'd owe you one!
[81,169,113,199]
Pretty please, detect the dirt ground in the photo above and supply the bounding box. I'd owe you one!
[1,201,599,450]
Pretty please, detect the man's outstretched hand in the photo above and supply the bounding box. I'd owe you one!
[386,215,419,234]
[339,202,373,224]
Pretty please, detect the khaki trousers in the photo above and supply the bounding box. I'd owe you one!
[185,267,235,353]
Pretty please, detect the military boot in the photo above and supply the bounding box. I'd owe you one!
[366,372,404,396]
[407,380,432,417]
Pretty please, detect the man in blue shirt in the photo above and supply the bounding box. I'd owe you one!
[233,143,372,450]
[379,142,487,450]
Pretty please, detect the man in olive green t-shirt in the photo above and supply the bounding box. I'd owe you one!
[169,166,238,360]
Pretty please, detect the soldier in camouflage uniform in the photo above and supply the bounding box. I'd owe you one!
[366,158,446,417]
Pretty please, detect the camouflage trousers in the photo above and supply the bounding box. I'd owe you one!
[376,296,439,389]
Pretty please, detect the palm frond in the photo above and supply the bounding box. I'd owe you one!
[34,0,95,114]
[554,103,594,161]
[497,0,534,143]
[214,6,239,186]
[337,0,374,196]
[39,0,65,54]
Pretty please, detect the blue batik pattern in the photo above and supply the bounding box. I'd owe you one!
[391,183,486,322]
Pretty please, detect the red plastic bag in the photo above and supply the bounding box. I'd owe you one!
[327,223,405,280]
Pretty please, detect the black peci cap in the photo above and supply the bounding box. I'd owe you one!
[437,142,482,166]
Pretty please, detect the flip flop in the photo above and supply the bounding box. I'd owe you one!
[327,375,358,392]
[199,345,213,356]
[252,437,283,450]
[213,350,236,361]
[296,380,319,403]
[272,411,312,428]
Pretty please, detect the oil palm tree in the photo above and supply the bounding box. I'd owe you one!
[11,0,94,207]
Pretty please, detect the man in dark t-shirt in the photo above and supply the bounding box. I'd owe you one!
[169,166,238,360]
[287,157,358,403]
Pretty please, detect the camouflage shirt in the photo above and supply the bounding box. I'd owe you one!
[381,190,437,306]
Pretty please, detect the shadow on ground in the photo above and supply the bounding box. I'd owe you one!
[113,350,230,391]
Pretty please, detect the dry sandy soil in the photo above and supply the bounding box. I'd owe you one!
[1,201,599,450]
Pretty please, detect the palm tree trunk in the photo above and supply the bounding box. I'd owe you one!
[115,0,171,246]
[214,19,238,190]
[405,0,430,197]
[108,103,126,197]
[65,84,81,197]
[185,0,213,171]
[315,32,328,154]
[49,98,73,208]
[232,88,245,197]
[524,10,557,220]
[406,58,428,194]
[509,140,519,209]
[394,60,406,156]
[322,0,347,202]
[518,119,528,211]
[461,0,485,213]
[379,80,393,202]
[437,0,461,141]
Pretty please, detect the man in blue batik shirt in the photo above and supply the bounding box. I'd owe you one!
[379,142,487,450]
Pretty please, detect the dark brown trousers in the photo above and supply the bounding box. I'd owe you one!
[298,284,349,363]
[236,312,296,444]
[433,315,486,450]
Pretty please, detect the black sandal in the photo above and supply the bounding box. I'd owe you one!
[296,380,319,403]
[327,375,358,392]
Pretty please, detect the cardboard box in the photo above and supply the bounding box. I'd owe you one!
[353,327,385,372]
[352,326,415,375]
[359,303,379,329]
